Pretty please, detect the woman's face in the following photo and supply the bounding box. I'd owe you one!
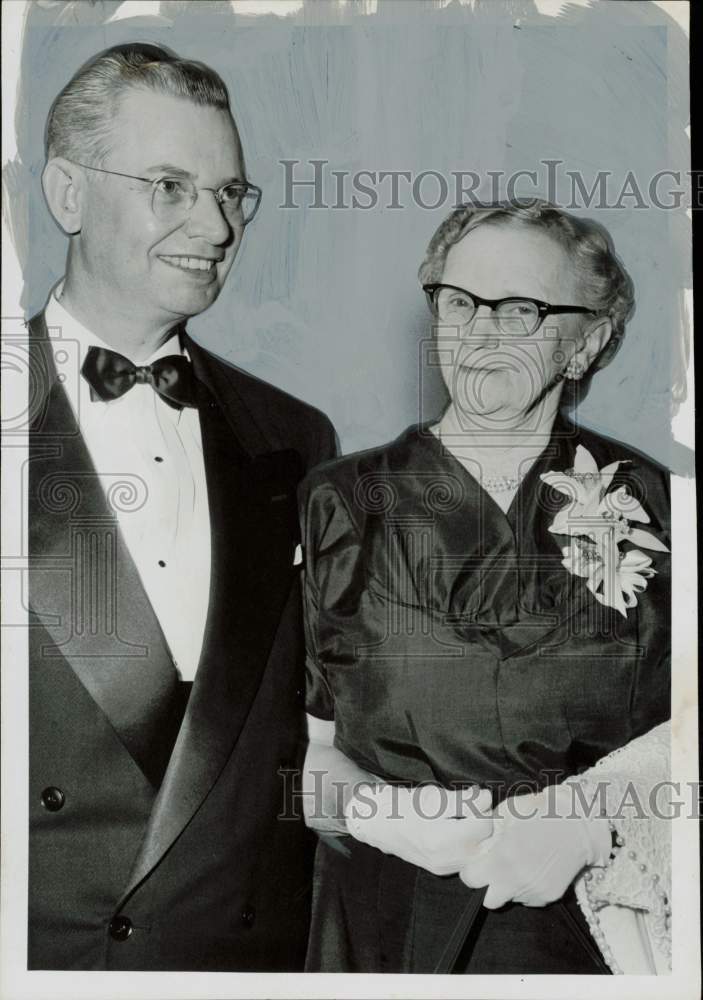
[436,222,591,428]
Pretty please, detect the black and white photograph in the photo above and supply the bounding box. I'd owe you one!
[1,1,698,998]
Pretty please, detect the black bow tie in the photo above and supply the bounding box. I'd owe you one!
[81,346,198,410]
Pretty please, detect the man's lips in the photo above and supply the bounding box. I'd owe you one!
[158,255,223,274]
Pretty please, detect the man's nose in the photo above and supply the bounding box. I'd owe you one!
[185,190,233,245]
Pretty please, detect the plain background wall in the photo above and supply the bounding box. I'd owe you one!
[6,0,691,470]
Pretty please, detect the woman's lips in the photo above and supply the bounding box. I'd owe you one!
[457,362,506,373]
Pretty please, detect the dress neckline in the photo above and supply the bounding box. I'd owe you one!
[413,420,569,533]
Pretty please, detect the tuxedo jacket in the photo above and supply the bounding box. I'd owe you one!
[27,312,336,970]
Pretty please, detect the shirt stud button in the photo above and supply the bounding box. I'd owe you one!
[154,456,164,463]
[158,560,166,568]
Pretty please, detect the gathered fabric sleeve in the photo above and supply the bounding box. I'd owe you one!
[298,477,361,722]
[569,721,672,974]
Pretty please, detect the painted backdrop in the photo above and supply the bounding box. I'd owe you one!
[6,0,691,470]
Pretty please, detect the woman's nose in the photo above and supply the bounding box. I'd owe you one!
[467,304,501,342]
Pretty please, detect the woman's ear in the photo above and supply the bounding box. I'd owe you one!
[42,158,85,235]
[573,316,613,372]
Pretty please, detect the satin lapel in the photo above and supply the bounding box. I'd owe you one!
[121,343,303,899]
[27,315,180,785]
[183,333,273,455]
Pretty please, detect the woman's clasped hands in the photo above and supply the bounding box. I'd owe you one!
[344,783,493,876]
[344,781,612,906]
[459,783,612,909]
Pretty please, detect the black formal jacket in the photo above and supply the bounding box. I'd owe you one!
[27,312,336,970]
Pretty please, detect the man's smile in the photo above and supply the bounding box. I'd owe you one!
[158,255,220,273]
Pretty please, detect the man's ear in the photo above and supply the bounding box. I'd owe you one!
[573,315,613,371]
[42,158,85,235]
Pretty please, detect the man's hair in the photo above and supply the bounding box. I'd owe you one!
[45,42,232,164]
[418,198,635,369]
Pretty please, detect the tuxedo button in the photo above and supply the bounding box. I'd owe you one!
[109,915,133,941]
[295,687,304,702]
[241,907,256,928]
[40,786,65,812]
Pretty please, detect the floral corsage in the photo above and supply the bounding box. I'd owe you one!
[540,445,669,617]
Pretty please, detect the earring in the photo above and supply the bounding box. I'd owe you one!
[564,358,585,380]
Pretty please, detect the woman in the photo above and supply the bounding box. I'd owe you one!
[300,200,671,974]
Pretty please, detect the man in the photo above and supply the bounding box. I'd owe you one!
[28,42,335,971]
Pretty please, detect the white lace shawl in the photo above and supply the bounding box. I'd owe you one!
[570,721,671,974]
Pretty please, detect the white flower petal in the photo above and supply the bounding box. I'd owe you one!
[599,459,624,492]
[546,453,663,620]
[561,545,592,578]
[627,528,669,552]
[624,500,650,524]
[573,445,599,476]
[619,549,654,571]
[591,583,628,617]
[603,489,650,524]
[586,574,601,598]
[548,512,573,535]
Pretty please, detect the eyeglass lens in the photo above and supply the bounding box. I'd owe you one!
[434,287,540,336]
[151,179,259,225]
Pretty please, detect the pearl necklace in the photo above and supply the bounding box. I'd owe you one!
[434,426,525,494]
[481,474,524,493]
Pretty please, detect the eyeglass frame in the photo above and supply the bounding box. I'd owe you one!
[73,161,262,226]
[423,282,598,336]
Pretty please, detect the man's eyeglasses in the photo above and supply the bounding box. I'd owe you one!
[75,162,262,227]
[423,283,597,337]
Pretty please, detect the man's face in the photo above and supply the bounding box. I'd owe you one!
[437,223,588,425]
[77,88,246,328]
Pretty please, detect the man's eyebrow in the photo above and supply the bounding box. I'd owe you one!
[142,164,247,185]
[142,164,194,178]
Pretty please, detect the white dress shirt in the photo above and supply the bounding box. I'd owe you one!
[44,283,211,681]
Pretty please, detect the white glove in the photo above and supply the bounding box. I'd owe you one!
[459,782,612,908]
[344,783,493,876]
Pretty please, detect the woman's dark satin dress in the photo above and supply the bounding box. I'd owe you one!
[300,417,670,974]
